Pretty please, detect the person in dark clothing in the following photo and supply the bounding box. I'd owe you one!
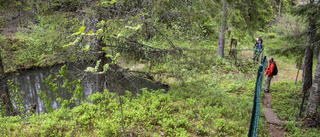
[258,35,263,44]
[264,57,276,93]
[253,40,263,61]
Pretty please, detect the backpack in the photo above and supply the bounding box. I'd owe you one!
[272,62,278,75]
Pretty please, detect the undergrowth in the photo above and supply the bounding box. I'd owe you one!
[271,81,320,136]
[0,60,270,136]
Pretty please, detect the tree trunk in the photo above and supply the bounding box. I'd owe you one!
[305,51,320,117]
[303,46,314,92]
[94,5,110,93]
[95,38,110,93]
[2,83,14,116]
[304,8,317,117]
[0,50,4,76]
[217,1,228,58]
[0,47,14,115]
[279,0,282,17]
[302,10,316,94]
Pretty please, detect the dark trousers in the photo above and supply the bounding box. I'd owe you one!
[253,49,262,62]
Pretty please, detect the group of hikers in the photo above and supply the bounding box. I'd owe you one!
[253,35,277,93]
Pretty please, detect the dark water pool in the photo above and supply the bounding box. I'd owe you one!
[0,63,167,114]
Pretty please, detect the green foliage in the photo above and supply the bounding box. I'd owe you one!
[264,14,307,65]
[101,0,119,7]
[7,80,26,116]
[39,65,85,112]
[268,33,276,39]
[9,13,80,68]
[84,53,120,74]
[271,81,320,136]
[227,0,274,36]
[284,120,320,137]
[0,64,271,136]
[268,13,306,37]
[39,89,54,113]
[272,81,302,120]
[0,0,305,136]
[84,60,110,74]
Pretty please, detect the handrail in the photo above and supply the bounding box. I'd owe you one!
[248,54,268,137]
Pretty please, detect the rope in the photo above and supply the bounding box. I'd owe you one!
[248,50,268,137]
[236,49,255,51]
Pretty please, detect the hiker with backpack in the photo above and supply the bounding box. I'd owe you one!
[264,57,278,93]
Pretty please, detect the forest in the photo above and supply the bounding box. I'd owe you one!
[0,0,320,136]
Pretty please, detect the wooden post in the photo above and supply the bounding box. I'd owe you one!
[295,57,303,84]
[299,90,307,117]
[295,69,300,84]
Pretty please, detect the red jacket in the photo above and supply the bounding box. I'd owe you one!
[266,62,276,76]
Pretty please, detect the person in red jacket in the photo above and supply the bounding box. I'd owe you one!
[264,57,276,93]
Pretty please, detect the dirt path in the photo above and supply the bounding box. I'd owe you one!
[264,93,286,137]
[262,49,303,136]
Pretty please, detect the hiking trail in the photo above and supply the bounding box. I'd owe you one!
[263,92,286,137]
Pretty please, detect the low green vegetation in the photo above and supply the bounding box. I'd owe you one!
[0,58,271,136]
[0,13,80,72]
[271,81,320,136]
[1,0,320,136]
[263,11,320,136]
